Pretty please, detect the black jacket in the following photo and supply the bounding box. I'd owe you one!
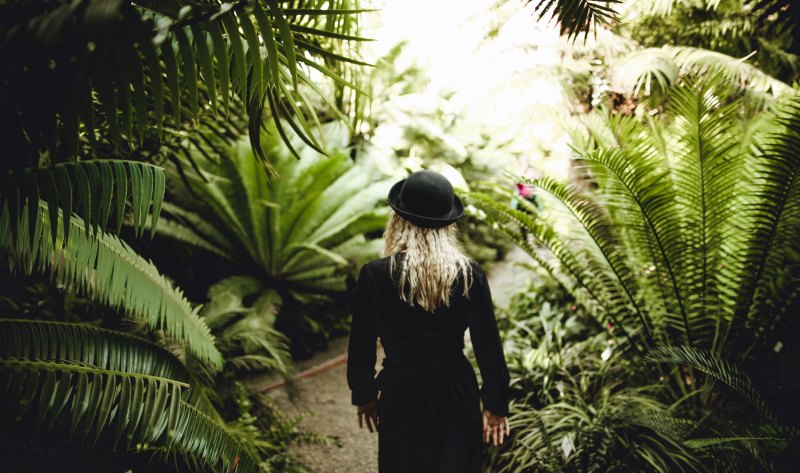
[346,255,510,416]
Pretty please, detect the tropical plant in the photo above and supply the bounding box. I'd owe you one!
[490,287,702,472]
[1,0,370,275]
[200,276,291,378]
[525,0,623,40]
[619,0,799,83]
[469,78,800,470]
[1,1,372,468]
[152,121,392,354]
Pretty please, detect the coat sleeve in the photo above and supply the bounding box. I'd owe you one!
[467,263,510,416]
[347,264,378,407]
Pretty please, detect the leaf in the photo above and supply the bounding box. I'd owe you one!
[0,202,222,369]
[175,27,198,120]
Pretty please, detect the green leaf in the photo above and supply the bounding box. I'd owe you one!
[191,24,217,114]
[161,39,181,123]
[0,203,223,369]
[175,28,198,120]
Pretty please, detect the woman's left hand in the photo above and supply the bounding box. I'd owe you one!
[482,409,510,446]
[357,399,379,433]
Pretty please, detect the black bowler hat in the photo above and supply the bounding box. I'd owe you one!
[388,170,464,228]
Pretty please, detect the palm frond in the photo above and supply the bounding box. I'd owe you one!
[0,359,185,448]
[168,401,260,473]
[465,188,640,349]
[526,175,655,346]
[2,161,165,249]
[0,319,187,448]
[612,46,791,101]
[576,144,690,343]
[0,319,259,471]
[0,202,223,369]
[646,345,784,431]
[666,79,744,345]
[526,0,623,41]
[728,96,800,357]
[159,123,391,298]
[2,0,370,166]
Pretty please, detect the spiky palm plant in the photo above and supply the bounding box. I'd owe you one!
[610,46,792,107]
[1,2,372,469]
[1,0,370,252]
[618,0,799,82]
[152,122,392,353]
[470,79,800,470]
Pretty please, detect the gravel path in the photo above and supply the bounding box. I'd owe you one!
[254,247,534,472]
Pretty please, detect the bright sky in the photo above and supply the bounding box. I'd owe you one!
[364,0,574,181]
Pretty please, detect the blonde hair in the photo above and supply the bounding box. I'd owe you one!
[382,212,473,312]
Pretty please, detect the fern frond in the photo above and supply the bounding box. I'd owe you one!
[526,0,623,41]
[168,401,260,473]
[2,0,370,164]
[0,202,222,370]
[646,345,783,430]
[1,161,165,246]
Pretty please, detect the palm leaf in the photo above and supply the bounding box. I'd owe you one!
[727,97,800,357]
[0,319,257,470]
[167,401,260,473]
[612,46,791,101]
[158,123,390,298]
[526,0,622,41]
[646,345,784,431]
[1,161,165,247]
[0,202,222,370]
[2,0,370,166]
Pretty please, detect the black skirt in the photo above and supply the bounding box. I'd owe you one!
[376,352,484,473]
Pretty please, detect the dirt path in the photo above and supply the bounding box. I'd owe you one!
[255,247,533,472]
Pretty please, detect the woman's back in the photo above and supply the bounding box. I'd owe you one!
[346,169,509,473]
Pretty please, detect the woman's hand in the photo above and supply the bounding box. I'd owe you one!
[482,409,510,446]
[357,399,379,433]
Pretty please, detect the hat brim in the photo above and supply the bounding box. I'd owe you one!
[388,179,464,229]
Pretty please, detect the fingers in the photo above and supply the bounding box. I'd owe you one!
[358,412,379,433]
[366,413,376,433]
[483,422,510,446]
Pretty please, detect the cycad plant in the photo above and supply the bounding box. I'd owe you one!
[1,1,372,468]
[470,79,800,470]
[154,121,392,352]
[0,194,278,471]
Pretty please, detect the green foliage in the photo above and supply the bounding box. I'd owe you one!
[491,281,703,473]
[222,383,337,473]
[0,318,261,473]
[201,276,291,377]
[153,121,391,354]
[471,80,800,470]
[611,46,791,107]
[160,122,390,298]
[620,0,800,83]
[1,202,222,369]
[1,160,165,250]
[0,1,372,470]
[1,0,370,168]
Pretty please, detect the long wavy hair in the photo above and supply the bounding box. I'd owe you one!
[382,212,473,312]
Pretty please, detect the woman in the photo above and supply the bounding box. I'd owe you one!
[347,170,511,472]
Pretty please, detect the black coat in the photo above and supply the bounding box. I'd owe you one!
[347,255,510,473]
